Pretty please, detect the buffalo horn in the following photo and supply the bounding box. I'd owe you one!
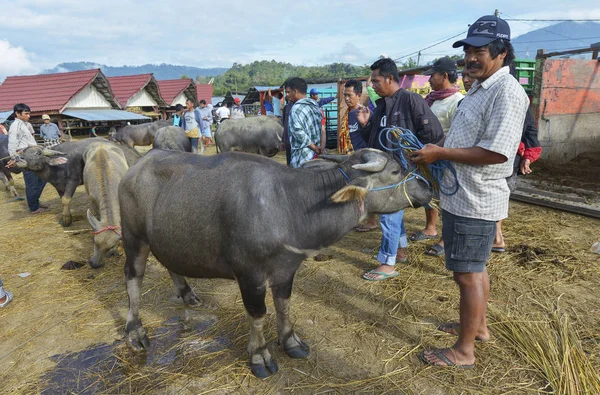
[352,152,387,173]
[319,154,347,163]
[43,148,66,157]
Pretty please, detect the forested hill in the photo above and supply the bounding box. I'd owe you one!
[198,61,372,96]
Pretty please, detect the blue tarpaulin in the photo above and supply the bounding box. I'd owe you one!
[62,109,150,121]
[0,110,13,123]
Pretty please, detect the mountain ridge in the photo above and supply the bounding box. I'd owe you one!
[43,62,228,80]
[511,21,600,58]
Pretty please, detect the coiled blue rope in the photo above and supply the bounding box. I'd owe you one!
[378,127,459,196]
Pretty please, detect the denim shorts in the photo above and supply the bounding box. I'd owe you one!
[441,210,496,273]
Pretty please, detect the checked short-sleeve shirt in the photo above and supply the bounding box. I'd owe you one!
[441,66,529,221]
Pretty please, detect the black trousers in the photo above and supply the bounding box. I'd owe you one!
[23,170,46,211]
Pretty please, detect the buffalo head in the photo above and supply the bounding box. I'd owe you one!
[16,146,68,171]
[323,149,432,214]
[87,209,121,269]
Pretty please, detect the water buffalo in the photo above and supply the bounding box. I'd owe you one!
[215,116,282,157]
[83,143,129,268]
[112,120,171,149]
[152,126,191,152]
[119,148,431,378]
[15,138,140,226]
[0,135,19,198]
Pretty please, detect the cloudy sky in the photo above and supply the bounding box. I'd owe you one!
[1,0,599,79]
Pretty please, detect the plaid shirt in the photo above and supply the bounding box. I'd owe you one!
[289,98,322,168]
[441,66,529,221]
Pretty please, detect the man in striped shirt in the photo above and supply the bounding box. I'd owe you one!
[285,78,323,168]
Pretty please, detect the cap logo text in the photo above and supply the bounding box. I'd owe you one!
[474,21,496,36]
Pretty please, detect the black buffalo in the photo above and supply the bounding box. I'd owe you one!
[152,126,191,152]
[0,135,19,198]
[15,138,140,226]
[119,148,431,378]
[215,116,282,157]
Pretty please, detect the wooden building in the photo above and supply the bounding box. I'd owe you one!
[0,69,149,136]
[107,74,166,119]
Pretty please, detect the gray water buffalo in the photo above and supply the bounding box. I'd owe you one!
[119,148,431,378]
[15,138,140,226]
[215,116,282,157]
[153,126,191,152]
[0,135,19,198]
[83,143,129,268]
[112,120,170,149]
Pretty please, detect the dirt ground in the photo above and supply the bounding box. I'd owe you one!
[1,145,599,394]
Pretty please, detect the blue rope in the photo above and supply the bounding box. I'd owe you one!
[378,127,459,196]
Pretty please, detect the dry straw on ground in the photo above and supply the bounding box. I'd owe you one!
[1,147,599,394]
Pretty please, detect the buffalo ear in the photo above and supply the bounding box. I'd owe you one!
[331,185,368,204]
[47,157,68,166]
[87,209,101,232]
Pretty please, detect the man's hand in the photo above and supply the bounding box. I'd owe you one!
[408,144,442,164]
[6,159,15,168]
[520,158,532,174]
[357,106,370,127]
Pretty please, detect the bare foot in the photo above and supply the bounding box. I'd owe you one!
[420,348,475,368]
[362,264,396,281]
[437,322,490,342]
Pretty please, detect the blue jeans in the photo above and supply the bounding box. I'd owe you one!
[189,138,199,153]
[377,210,408,266]
[23,170,46,212]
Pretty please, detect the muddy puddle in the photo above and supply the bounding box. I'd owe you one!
[40,312,230,394]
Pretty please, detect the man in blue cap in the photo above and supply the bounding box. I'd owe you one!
[410,15,529,369]
[309,88,337,108]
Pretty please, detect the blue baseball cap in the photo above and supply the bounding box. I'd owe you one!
[453,15,511,48]
[309,88,320,95]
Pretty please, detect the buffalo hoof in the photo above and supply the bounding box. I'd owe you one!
[181,290,201,306]
[60,215,73,227]
[284,339,310,359]
[126,326,150,351]
[250,359,279,379]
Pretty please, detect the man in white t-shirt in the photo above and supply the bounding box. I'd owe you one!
[215,104,230,123]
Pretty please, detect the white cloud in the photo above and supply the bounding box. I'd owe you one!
[0,40,38,81]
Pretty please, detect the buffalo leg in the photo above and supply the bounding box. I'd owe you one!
[168,270,200,305]
[0,171,18,197]
[124,239,151,350]
[60,181,78,226]
[272,278,310,359]
[239,279,278,378]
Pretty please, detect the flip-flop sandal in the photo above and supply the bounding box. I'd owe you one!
[491,247,505,253]
[424,243,445,256]
[0,290,13,308]
[362,269,399,281]
[419,349,474,369]
[355,225,378,232]
[409,230,438,241]
[437,322,489,342]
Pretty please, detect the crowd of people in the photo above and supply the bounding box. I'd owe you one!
[278,14,541,369]
[2,13,543,372]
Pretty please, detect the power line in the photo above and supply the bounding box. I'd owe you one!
[515,36,600,43]
[500,12,592,46]
[393,31,467,62]
[505,18,600,22]
[388,30,466,61]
